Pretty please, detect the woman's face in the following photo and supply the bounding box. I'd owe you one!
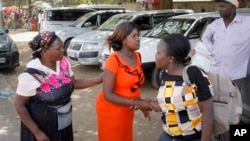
[123,28,140,51]
[155,40,170,69]
[45,38,65,61]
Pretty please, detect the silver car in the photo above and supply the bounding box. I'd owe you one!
[56,10,128,52]
[67,9,194,65]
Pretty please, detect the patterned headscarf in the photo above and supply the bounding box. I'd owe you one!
[29,31,58,53]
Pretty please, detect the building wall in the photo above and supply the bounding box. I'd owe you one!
[174,2,217,12]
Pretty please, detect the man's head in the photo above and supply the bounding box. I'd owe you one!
[218,0,238,18]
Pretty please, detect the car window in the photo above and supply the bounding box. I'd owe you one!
[0,28,5,35]
[84,15,98,27]
[134,16,152,30]
[100,12,120,24]
[153,14,174,25]
[70,12,94,27]
[144,18,195,38]
[46,9,94,21]
[98,14,133,31]
[188,17,218,39]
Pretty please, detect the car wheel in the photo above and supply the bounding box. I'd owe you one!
[64,39,72,55]
[151,66,163,89]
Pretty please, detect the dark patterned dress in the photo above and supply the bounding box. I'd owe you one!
[20,57,74,141]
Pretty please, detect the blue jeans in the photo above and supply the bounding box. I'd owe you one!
[158,132,201,141]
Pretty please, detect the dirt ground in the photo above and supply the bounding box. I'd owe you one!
[0,30,163,141]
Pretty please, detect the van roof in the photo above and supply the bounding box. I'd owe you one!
[76,4,125,10]
[45,7,96,11]
[82,9,130,14]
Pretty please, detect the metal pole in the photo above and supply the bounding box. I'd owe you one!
[0,0,3,27]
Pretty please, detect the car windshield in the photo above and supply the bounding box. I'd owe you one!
[69,12,95,27]
[144,18,195,38]
[0,28,5,35]
[98,14,133,31]
[0,35,8,45]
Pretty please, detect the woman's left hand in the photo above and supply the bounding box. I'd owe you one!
[97,72,104,83]
[140,109,151,121]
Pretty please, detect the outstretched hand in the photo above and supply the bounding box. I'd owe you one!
[97,72,104,83]
[130,98,157,111]
[140,109,151,121]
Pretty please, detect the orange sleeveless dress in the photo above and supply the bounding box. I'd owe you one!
[96,51,145,141]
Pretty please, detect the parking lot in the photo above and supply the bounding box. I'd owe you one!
[0,30,163,141]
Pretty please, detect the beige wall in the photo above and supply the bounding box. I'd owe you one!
[174,2,217,12]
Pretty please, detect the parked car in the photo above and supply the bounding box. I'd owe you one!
[0,27,20,70]
[40,5,126,33]
[56,10,129,52]
[66,9,194,65]
[40,7,95,32]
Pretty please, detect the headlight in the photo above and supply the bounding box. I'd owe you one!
[68,42,75,49]
[7,37,18,52]
[68,42,82,50]
[82,43,98,50]
[11,42,18,52]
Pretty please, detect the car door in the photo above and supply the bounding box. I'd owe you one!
[187,17,217,48]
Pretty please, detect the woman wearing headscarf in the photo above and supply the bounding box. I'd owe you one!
[14,31,103,141]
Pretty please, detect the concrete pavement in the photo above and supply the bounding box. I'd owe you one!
[0,73,20,141]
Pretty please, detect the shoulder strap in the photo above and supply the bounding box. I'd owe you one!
[23,68,46,83]
[182,65,192,85]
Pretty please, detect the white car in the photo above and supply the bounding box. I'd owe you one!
[66,9,194,65]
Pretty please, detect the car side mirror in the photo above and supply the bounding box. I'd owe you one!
[4,28,9,34]
[84,22,92,27]
[188,33,200,39]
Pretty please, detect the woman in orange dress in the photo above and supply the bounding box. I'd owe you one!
[96,22,153,141]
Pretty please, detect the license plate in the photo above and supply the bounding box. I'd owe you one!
[0,58,6,63]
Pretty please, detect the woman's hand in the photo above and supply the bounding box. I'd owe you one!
[34,129,50,141]
[140,109,151,121]
[130,98,157,111]
[97,72,104,83]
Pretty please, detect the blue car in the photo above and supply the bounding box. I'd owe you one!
[0,27,20,70]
